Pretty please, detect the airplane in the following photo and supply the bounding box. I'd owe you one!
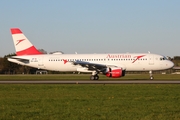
[8,28,174,80]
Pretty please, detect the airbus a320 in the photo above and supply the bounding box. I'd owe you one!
[8,28,174,80]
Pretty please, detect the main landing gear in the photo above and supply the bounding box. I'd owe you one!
[90,75,99,80]
[149,71,154,80]
[90,71,99,80]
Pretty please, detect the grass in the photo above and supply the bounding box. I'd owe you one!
[0,84,180,120]
[0,74,180,80]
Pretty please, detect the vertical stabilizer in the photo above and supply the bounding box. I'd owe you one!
[10,28,43,56]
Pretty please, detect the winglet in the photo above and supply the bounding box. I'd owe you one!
[10,28,43,56]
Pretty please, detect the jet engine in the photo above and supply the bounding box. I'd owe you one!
[105,67,125,78]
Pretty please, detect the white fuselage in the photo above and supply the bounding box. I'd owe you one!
[8,53,174,72]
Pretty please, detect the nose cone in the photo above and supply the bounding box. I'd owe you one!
[168,61,174,69]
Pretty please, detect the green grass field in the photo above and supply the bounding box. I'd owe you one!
[0,84,180,120]
[0,74,180,119]
[0,74,180,80]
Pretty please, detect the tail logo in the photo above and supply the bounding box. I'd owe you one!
[16,39,25,46]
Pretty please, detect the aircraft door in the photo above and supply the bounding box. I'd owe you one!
[38,57,44,68]
[149,55,154,65]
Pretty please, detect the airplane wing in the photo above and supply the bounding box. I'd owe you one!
[71,60,118,72]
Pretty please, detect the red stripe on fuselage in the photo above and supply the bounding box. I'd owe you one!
[16,46,43,56]
[11,28,22,34]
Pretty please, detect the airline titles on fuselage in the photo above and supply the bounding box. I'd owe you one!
[106,54,131,58]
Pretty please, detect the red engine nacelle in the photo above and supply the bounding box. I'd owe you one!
[105,67,125,78]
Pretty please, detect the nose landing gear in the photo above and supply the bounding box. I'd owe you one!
[149,71,154,80]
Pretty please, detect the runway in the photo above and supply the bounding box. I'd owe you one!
[0,80,180,84]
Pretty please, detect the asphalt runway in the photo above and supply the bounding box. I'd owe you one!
[0,80,180,84]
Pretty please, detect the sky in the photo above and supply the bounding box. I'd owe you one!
[0,0,180,57]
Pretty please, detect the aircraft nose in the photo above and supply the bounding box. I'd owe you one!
[168,61,174,69]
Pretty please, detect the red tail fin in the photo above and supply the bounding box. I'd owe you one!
[11,28,43,56]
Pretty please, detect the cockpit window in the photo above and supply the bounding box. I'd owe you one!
[160,56,168,60]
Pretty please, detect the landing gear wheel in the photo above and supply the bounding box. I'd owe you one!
[90,75,99,80]
[94,75,99,80]
[150,76,154,80]
[90,75,95,80]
